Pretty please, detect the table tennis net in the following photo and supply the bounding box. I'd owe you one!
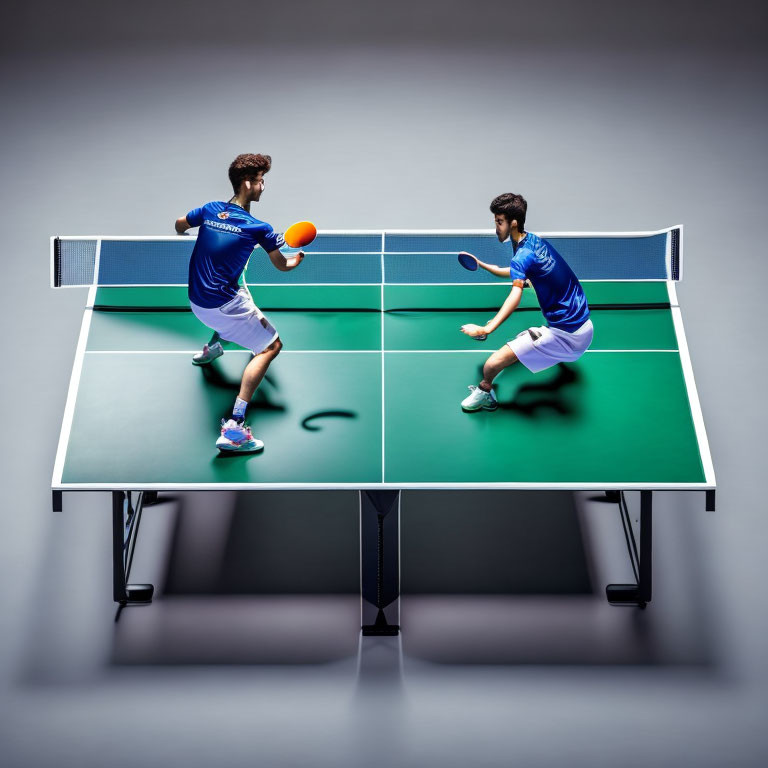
[53,228,681,311]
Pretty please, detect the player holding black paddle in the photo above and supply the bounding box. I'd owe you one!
[175,153,316,452]
[458,193,592,411]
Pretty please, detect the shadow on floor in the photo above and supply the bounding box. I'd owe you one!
[100,490,717,668]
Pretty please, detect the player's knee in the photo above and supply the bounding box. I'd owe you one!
[491,347,517,368]
[270,338,283,356]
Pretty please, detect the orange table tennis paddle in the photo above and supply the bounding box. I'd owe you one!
[284,221,317,249]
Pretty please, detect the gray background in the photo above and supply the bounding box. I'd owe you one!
[1,1,767,766]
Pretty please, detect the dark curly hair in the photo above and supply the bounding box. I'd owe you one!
[228,153,272,193]
[490,193,527,231]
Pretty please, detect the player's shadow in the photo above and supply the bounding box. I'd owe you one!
[300,410,358,431]
[492,363,581,416]
[199,362,286,413]
[212,450,261,462]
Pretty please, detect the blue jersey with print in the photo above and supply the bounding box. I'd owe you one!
[509,232,590,333]
[186,201,283,308]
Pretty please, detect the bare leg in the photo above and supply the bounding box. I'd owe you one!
[208,331,221,345]
[479,344,519,391]
[238,338,283,402]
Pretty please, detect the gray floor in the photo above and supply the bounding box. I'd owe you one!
[2,2,768,766]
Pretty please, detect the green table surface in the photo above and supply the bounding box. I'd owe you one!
[57,282,707,488]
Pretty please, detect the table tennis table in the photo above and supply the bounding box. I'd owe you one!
[51,227,715,633]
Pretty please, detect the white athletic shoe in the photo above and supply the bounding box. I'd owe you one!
[461,385,498,412]
[216,419,264,453]
[192,341,224,366]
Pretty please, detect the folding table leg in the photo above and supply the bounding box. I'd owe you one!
[360,490,400,635]
[112,491,154,605]
[606,490,652,608]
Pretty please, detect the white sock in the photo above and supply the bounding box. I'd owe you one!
[233,397,248,421]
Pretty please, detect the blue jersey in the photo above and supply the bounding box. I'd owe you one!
[186,201,283,308]
[509,232,590,333]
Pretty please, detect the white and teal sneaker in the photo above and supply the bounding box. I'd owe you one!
[192,341,224,366]
[461,385,498,412]
[216,419,264,453]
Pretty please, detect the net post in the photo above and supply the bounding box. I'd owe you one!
[52,237,62,288]
[670,227,681,280]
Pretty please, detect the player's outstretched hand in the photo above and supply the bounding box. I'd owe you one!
[460,323,489,338]
[287,251,304,269]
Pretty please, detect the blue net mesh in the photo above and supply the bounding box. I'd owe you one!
[53,230,677,290]
[542,234,670,280]
[384,254,501,284]
[383,232,671,282]
[54,239,97,286]
[386,234,507,261]
[302,233,381,253]
[383,234,508,284]
[245,251,382,284]
[98,240,195,285]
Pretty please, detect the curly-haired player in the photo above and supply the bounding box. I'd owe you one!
[459,193,593,411]
[175,153,304,452]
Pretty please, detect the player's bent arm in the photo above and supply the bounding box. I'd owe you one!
[267,248,305,271]
[175,216,191,235]
[478,262,511,279]
[484,285,523,334]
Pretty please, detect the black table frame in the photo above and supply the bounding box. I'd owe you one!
[51,487,716,630]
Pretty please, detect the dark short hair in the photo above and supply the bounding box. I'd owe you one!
[490,193,527,231]
[228,153,272,193]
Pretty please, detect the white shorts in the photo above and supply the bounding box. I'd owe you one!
[190,287,278,355]
[507,319,593,373]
